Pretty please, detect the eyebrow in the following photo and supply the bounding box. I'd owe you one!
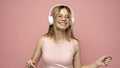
[57,14,70,16]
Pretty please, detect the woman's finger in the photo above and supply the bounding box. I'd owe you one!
[99,56,112,62]
[96,55,112,67]
[26,60,36,68]
[29,60,36,68]
[104,57,112,66]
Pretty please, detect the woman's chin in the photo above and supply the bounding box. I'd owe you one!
[57,26,68,30]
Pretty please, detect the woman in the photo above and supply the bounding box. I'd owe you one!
[26,4,112,68]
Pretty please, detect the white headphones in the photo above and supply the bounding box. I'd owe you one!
[48,4,75,25]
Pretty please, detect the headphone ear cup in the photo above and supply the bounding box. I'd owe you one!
[72,17,75,24]
[48,16,54,25]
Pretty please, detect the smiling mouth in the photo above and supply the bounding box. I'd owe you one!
[58,22,67,26]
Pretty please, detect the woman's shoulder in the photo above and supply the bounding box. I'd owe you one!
[36,35,52,49]
[36,35,49,47]
[71,38,80,52]
[71,38,80,46]
[37,35,48,43]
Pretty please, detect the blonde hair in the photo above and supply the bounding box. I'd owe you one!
[45,5,77,41]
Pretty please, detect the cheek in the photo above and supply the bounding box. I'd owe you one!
[55,18,60,22]
[54,18,59,24]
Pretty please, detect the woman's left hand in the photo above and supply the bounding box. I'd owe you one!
[95,55,112,67]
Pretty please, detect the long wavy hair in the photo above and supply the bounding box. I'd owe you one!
[44,5,77,41]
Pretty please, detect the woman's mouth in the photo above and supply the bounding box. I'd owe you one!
[58,22,67,26]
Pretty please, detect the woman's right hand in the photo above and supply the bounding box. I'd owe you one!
[26,59,36,68]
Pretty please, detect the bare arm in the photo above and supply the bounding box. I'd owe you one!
[72,39,82,68]
[81,56,112,68]
[26,36,45,68]
[72,39,112,68]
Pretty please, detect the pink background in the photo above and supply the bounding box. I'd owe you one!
[0,0,120,68]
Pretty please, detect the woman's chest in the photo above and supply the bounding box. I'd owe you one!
[42,42,74,66]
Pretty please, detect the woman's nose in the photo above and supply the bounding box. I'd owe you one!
[62,17,66,21]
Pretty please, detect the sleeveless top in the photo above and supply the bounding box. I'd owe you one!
[42,37,74,68]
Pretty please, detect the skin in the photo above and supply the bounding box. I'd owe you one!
[26,8,112,68]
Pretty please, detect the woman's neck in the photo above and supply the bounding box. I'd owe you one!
[54,29,67,41]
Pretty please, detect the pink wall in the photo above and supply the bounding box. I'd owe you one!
[0,0,119,68]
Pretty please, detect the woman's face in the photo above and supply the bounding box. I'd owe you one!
[54,8,71,30]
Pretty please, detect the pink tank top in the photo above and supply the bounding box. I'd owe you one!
[42,37,74,68]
